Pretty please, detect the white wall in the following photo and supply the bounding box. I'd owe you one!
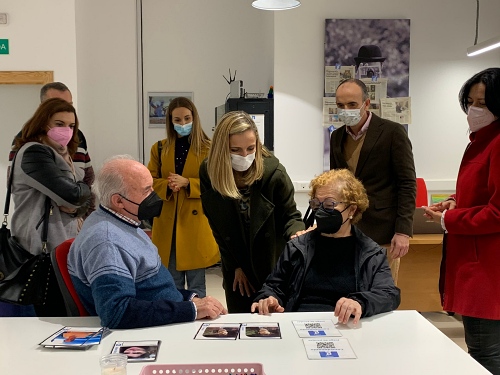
[75,0,139,169]
[141,0,274,165]
[274,0,500,198]
[3,0,500,214]
[0,0,77,203]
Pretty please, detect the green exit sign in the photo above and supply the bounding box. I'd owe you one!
[0,39,9,54]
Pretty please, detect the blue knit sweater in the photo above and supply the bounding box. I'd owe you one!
[67,206,196,328]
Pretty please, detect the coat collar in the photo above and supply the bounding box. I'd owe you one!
[291,225,384,267]
[331,114,385,175]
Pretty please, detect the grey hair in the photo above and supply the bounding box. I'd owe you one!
[337,78,369,101]
[92,155,137,207]
[40,82,70,102]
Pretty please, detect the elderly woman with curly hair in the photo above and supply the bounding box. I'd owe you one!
[251,169,400,325]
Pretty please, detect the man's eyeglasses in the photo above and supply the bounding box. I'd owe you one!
[309,198,344,213]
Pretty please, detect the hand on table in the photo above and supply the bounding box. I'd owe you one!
[193,296,227,319]
[250,296,285,315]
[335,297,362,325]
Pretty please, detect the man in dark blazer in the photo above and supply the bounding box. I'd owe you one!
[330,79,416,283]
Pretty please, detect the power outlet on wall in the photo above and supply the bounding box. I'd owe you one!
[294,181,310,192]
[0,13,8,24]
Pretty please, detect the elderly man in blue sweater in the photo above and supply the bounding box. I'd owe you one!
[68,156,227,329]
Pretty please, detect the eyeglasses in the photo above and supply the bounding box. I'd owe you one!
[309,198,344,213]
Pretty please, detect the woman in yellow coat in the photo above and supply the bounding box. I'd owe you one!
[147,97,219,297]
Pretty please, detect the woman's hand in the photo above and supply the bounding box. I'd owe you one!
[335,297,362,325]
[167,172,189,192]
[427,199,456,213]
[233,268,255,297]
[250,296,284,315]
[290,225,316,239]
[59,206,77,215]
[422,206,443,224]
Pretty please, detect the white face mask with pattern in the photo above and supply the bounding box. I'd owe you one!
[338,103,366,127]
[467,106,496,132]
[230,152,255,172]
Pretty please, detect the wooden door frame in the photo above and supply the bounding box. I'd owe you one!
[0,71,53,85]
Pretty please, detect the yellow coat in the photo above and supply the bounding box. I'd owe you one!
[147,139,219,271]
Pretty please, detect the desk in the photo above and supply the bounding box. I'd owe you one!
[398,234,444,311]
[0,311,487,375]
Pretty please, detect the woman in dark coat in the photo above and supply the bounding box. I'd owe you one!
[251,169,400,325]
[200,111,304,313]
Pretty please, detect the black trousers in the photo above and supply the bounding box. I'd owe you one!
[224,288,255,313]
[463,315,500,375]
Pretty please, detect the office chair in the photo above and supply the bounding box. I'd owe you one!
[50,238,89,317]
[416,178,429,207]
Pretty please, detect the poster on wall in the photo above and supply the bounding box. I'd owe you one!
[323,19,410,171]
[324,66,355,94]
[148,92,193,128]
[380,97,412,124]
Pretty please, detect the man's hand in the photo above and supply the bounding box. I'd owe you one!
[193,296,227,320]
[233,268,255,297]
[389,233,409,259]
[250,296,285,315]
[334,297,362,325]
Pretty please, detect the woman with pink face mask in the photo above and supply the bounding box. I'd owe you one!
[8,98,91,317]
[423,68,500,374]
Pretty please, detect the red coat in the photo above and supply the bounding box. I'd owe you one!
[444,119,500,319]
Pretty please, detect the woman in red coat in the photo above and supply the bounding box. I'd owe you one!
[424,68,500,375]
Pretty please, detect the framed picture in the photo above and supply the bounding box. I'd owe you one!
[147,92,193,128]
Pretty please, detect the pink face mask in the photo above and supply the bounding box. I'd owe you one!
[47,127,73,147]
[467,106,496,132]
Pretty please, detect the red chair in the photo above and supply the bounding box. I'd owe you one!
[50,238,89,316]
[416,178,428,207]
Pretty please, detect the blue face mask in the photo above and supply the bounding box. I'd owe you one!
[173,122,192,137]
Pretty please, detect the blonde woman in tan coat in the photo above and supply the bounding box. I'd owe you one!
[147,97,219,297]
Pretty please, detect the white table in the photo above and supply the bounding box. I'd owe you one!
[0,311,488,375]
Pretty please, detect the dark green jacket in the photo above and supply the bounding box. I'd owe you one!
[200,154,305,289]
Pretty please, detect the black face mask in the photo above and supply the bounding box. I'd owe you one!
[120,191,163,221]
[315,206,350,234]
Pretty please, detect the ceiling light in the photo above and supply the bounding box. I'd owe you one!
[252,0,301,11]
[467,35,500,56]
[466,0,500,57]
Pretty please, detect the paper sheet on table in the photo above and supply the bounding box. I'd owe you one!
[292,320,341,337]
[303,337,356,359]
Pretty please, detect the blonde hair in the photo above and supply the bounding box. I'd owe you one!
[309,169,369,224]
[207,111,271,199]
[163,97,211,158]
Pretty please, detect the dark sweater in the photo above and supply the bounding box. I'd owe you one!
[298,235,356,311]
